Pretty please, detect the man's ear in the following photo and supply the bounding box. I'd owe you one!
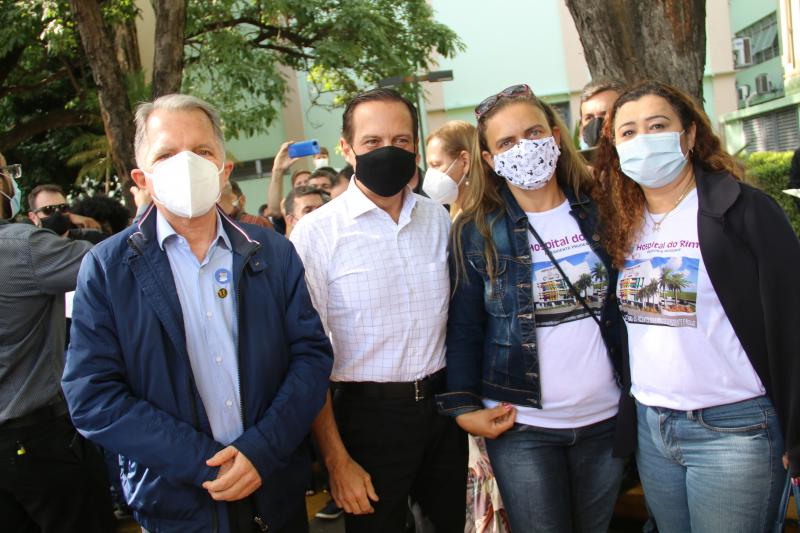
[340,137,356,169]
[131,169,148,189]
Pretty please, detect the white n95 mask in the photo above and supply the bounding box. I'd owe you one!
[146,151,223,218]
[423,159,464,205]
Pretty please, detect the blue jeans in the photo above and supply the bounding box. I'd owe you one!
[484,417,625,533]
[636,396,785,533]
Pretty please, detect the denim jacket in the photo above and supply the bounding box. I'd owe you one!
[437,182,630,439]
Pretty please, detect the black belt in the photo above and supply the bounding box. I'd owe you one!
[333,368,446,402]
[0,401,70,430]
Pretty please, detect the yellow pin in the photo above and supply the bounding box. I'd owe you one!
[16,444,26,456]
[217,288,228,299]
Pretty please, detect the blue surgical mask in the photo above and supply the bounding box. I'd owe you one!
[1,165,22,218]
[616,131,689,189]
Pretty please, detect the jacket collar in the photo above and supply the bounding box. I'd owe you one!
[499,180,590,222]
[133,204,262,263]
[694,164,741,218]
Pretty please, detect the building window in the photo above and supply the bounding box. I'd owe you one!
[742,106,800,152]
[736,12,780,65]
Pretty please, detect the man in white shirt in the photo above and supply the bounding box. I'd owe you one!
[291,88,467,533]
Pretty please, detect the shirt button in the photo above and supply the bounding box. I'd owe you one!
[206,311,213,319]
[225,399,233,408]
[215,356,223,365]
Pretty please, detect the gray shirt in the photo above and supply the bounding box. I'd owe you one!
[0,221,91,423]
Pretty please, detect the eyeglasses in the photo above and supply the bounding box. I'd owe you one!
[474,84,533,119]
[35,203,70,216]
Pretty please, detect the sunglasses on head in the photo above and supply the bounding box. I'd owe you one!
[35,203,70,216]
[474,84,533,119]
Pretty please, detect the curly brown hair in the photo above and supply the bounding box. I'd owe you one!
[592,80,744,269]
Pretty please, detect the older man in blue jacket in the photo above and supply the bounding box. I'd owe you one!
[62,94,333,533]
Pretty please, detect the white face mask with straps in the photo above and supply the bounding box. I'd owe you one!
[616,130,689,189]
[423,158,466,205]
[493,137,560,190]
[144,151,224,218]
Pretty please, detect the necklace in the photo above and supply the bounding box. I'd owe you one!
[647,178,696,232]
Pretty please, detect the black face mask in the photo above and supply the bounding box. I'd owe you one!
[582,116,605,148]
[354,146,417,197]
[40,212,74,236]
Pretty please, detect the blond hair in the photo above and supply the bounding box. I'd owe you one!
[427,120,477,219]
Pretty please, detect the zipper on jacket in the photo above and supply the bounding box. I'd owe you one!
[234,245,267,531]
[129,235,220,531]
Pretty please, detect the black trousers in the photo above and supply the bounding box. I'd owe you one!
[0,415,114,533]
[333,385,468,533]
[228,497,309,533]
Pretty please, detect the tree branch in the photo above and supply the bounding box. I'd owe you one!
[0,109,99,151]
[188,16,315,48]
[0,69,70,98]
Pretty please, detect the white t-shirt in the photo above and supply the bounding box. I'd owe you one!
[485,199,620,428]
[617,189,765,410]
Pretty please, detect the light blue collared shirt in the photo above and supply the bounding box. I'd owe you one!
[157,210,243,445]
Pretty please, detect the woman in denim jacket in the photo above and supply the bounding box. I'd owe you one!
[436,84,634,532]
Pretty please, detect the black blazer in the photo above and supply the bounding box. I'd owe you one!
[694,165,800,476]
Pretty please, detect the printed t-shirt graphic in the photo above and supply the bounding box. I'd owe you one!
[618,254,699,328]
[533,245,607,326]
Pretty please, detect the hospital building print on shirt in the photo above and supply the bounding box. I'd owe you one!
[618,256,699,328]
[533,250,607,327]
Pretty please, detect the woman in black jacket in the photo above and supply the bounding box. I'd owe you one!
[592,80,800,533]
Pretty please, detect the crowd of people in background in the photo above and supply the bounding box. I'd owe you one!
[1,77,799,533]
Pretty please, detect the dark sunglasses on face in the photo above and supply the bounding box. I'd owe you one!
[35,203,70,216]
[474,84,533,119]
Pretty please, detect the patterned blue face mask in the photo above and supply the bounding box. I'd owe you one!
[1,164,22,219]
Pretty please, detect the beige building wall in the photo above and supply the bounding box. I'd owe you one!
[134,0,155,84]
[558,1,591,126]
[781,0,800,88]
[707,0,738,134]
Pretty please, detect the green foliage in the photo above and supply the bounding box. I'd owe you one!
[1,0,463,197]
[743,151,800,235]
[184,0,464,138]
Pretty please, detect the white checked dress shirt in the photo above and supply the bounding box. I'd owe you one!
[291,179,450,383]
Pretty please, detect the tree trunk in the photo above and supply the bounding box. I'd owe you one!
[68,0,137,195]
[113,19,142,75]
[565,0,707,103]
[152,0,186,98]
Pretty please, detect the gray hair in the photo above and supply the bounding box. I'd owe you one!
[134,94,225,167]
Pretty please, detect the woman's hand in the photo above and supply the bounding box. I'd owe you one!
[455,403,516,439]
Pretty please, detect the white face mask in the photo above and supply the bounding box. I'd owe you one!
[493,137,560,191]
[423,159,465,205]
[313,157,329,169]
[616,131,688,189]
[145,151,223,218]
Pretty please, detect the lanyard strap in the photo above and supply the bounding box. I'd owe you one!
[526,221,602,328]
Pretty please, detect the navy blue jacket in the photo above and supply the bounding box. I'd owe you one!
[62,207,333,532]
[437,182,635,456]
